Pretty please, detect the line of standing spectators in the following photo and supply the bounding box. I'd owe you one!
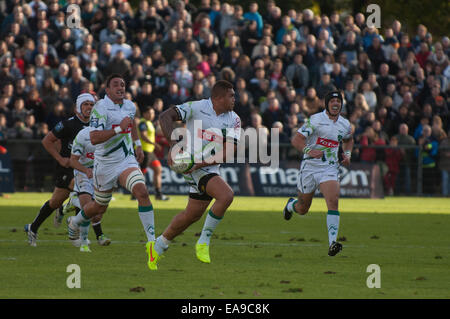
[0,0,448,195]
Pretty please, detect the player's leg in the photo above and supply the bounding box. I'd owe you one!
[194,175,234,263]
[68,160,115,241]
[284,191,315,219]
[118,167,156,243]
[54,178,80,227]
[319,180,342,256]
[25,186,70,246]
[284,165,316,220]
[150,197,211,269]
[67,190,110,241]
[79,173,110,246]
[76,192,94,252]
[160,197,211,242]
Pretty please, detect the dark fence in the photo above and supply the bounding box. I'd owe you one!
[0,139,448,197]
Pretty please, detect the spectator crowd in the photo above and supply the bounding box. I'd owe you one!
[0,0,448,196]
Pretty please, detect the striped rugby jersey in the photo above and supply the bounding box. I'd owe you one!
[298,110,352,168]
[175,98,241,170]
[71,126,95,170]
[89,95,136,164]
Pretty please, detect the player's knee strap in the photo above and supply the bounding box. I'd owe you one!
[125,169,146,192]
[94,190,112,206]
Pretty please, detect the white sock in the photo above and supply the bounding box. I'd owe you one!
[70,194,81,210]
[139,205,155,241]
[327,210,340,246]
[154,235,170,255]
[72,210,90,226]
[288,199,298,213]
[79,220,90,246]
[197,210,223,245]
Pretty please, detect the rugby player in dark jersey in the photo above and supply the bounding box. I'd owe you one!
[24,93,95,246]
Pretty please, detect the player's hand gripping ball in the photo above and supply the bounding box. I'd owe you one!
[170,151,194,174]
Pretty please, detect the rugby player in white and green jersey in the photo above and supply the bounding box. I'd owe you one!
[67,74,157,269]
[149,80,241,269]
[68,126,111,252]
[283,91,354,257]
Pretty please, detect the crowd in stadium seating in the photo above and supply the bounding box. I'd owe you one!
[0,0,448,195]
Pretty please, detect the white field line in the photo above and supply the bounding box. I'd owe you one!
[2,238,450,250]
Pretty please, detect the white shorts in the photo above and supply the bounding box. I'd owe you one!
[93,156,140,191]
[297,162,339,194]
[183,166,220,195]
[73,170,94,196]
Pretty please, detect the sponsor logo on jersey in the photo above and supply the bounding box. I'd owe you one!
[316,137,339,148]
[86,152,94,160]
[197,128,223,143]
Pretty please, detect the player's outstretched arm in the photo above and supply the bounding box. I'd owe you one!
[341,137,354,166]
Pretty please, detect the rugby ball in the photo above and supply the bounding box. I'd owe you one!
[170,151,194,174]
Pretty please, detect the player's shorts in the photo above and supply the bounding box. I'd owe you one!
[184,167,219,201]
[54,165,74,190]
[93,156,140,191]
[73,169,94,197]
[140,151,161,169]
[297,161,339,194]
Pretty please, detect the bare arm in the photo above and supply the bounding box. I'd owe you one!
[70,154,92,178]
[291,132,323,158]
[90,116,132,145]
[158,107,182,146]
[42,132,70,168]
[341,137,354,166]
[342,137,354,153]
[291,131,307,152]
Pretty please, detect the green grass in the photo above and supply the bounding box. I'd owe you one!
[1,193,449,299]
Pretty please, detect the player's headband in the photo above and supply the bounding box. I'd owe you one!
[76,93,96,114]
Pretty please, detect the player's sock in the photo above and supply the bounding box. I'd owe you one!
[92,222,103,239]
[72,209,90,226]
[71,194,81,210]
[80,220,91,245]
[197,209,223,245]
[138,205,155,241]
[155,188,162,197]
[31,200,54,233]
[154,234,170,255]
[327,210,340,246]
[287,199,298,214]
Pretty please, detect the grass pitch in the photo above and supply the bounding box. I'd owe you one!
[0,193,449,299]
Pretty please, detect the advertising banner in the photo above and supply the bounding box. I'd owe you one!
[157,161,384,198]
[0,153,15,193]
